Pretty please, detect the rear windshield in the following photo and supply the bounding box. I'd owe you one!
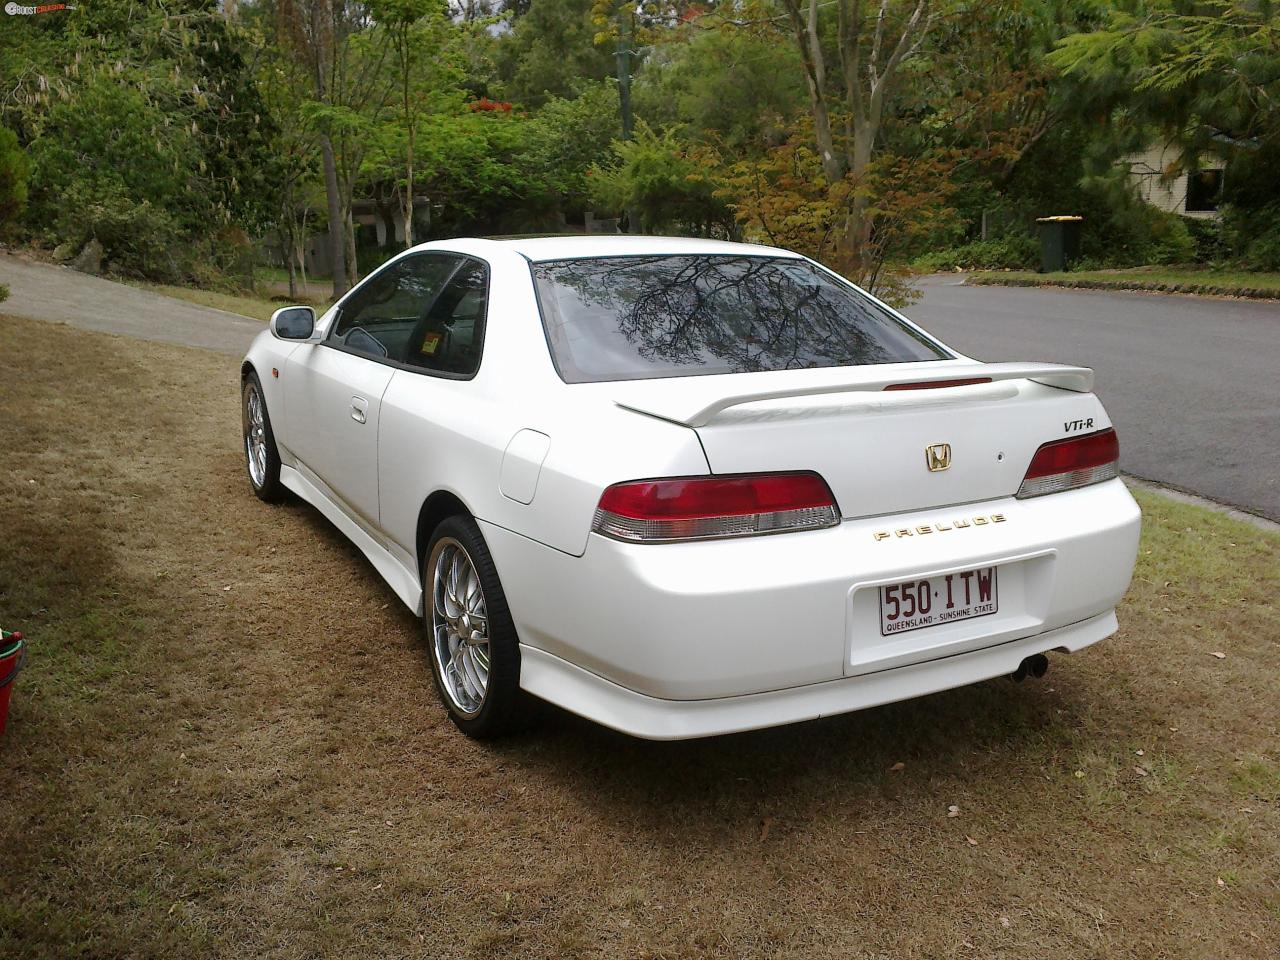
[530,255,949,383]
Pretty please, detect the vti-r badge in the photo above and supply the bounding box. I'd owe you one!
[925,443,952,472]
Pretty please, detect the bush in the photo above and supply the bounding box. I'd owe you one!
[1223,200,1280,271]
[0,282,8,304]
[1140,208,1197,265]
[57,183,186,281]
[1183,216,1229,263]
[0,124,28,234]
[912,234,1039,272]
[589,122,735,236]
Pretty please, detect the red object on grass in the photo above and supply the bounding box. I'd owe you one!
[0,631,25,738]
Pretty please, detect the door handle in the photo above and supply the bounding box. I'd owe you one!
[350,396,368,424]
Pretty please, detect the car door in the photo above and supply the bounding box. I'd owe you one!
[283,253,461,527]
[378,257,494,559]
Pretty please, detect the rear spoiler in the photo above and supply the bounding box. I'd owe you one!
[615,362,1094,428]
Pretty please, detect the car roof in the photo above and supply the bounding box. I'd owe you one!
[444,234,804,263]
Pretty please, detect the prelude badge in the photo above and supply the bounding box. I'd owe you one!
[872,514,1006,542]
[925,443,952,472]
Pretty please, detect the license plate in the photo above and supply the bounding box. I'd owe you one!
[879,567,998,636]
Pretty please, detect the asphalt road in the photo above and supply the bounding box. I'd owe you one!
[909,276,1280,520]
[0,252,263,356]
[2,254,1276,518]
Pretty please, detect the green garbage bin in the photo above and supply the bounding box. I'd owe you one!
[1035,216,1083,272]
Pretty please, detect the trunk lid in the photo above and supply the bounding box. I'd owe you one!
[613,363,1108,519]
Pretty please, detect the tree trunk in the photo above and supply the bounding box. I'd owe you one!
[286,246,298,300]
[403,159,414,249]
[784,0,846,183]
[402,31,415,250]
[844,128,877,273]
[344,209,358,286]
[320,134,349,298]
[298,206,310,295]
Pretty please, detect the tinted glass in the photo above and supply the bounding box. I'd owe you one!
[531,255,949,383]
[402,259,488,376]
[330,255,459,361]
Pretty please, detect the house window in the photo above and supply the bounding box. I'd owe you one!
[1186,169,1223,212]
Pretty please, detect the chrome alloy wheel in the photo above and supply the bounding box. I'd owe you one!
[429,537,491,717]
[244,384,268,488]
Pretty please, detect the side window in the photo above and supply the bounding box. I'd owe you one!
[329,255,459,361]
[403,258,488,376]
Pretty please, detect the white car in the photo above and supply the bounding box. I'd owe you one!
[241,236,1140,740]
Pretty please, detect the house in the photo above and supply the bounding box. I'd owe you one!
[1123,142,1223,219]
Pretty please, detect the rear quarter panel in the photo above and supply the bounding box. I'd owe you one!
[374,244,711,565]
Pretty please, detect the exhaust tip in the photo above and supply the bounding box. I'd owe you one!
[1011,653,1049,683]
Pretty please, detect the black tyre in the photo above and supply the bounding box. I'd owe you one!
[423,514,529,738]
[242,371,286,503]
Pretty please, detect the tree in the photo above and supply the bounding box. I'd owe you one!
[633,25,805,151]
[277,0,394,296]
[4,0,274,280]
[1051,0,1280,265]
[496,0,615,107]
[371,0,453,250]
[520,81,620,218]
[774,0,940,269]
[588,122,736,235]
[253,24,321,298]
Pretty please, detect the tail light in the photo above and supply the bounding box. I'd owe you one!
[592,472,840,543]
[1017,428,1119,498]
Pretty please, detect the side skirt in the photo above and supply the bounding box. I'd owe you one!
[279,464,424,615]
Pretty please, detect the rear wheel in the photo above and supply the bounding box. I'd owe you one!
[242,372,285,502]
[424,515,528,738]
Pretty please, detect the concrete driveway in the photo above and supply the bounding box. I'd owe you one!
[910,276,1279,520]
[0,252,263,356]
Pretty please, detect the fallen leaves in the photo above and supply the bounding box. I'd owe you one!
[1209,651,1227,659]
[889,761,906,773]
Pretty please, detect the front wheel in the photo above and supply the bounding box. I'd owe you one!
[242,372,285,502]
[424,515,529,738]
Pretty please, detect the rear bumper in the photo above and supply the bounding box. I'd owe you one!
[482,477,1140,733]
[518,610,1118,740]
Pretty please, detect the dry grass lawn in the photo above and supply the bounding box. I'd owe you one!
[1,312,1277,959]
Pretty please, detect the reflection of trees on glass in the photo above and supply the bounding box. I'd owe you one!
[532,255,946,383]
[337,256,458,334]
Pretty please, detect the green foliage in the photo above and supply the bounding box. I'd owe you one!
[589,123,735,236]
[0,283,8,305]
[519,81,621,214]
[1,0,1272,287]
[3,0,273,280]
[415,110,556,235]
[1075,160,1196,265]
[913,235,1040,272]
[0,125,29,232]
[1224,201,1280,271]
[1218,142,1280,269]
[496,0,615,108]
[1051,0,1280,266]
[634,28,805,150]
